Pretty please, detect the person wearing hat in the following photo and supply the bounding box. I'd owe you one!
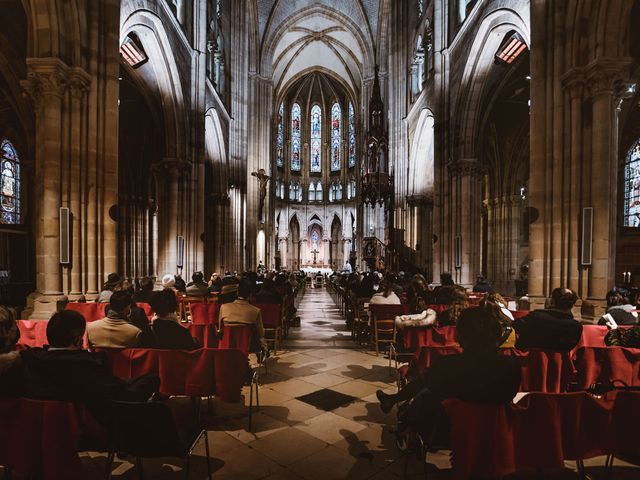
[97,273,122,303]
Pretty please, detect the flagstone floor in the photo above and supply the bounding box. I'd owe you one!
[79,288,638,480]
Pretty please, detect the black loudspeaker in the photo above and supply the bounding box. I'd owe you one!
[454,235,462,269]
[60,207,70,264]
[581,207,593,266]
[177,235,185,269]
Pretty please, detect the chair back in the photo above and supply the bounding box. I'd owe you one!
[181,295,208,323]
[573,346,640,389]
[255,303,283,328]
[219,323,258,356]
[17,320,49,348]
[190,302,219,325]
[504,349,575,393]
[111,401,183,457]
[65,302,107,322]
[369,303,410,320]
[403,325,458,351]
[135,302,153,319]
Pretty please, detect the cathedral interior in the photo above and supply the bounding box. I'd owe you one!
[2,1,640,479]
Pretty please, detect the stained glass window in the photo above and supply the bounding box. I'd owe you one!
[316,181,323,201]
[331,103,341,171]
[289,181,301,202]
[308,182,315,202]
[0,140,20,224]
[348,102,356,168]
[291,103,301,171]
[276,102,284,168]
[624,141,640,227]
[310,104,322,173]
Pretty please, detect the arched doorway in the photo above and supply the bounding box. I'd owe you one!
[289,215,300,269]
[330,215,342,270]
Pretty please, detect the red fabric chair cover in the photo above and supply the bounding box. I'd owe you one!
[369,304,410,319]
[511,392,615,465]
[574,346,640,389]
[611,391,640,458]
[255,303,283,327]
[0,398,83,480]
[442,399,515,479]
[65,302,107,322]
[105,348,160,379]
[211,348,248,403]
[17,320,49,348]
[135,302,153,319]
[425,304,448,314]
[504,349,575,393]
[403,325,458,351]
[190,302,219,325]
[411,345,463,375]
[156,349,216,396]
[187,324,219,348]
[219,324,254,356]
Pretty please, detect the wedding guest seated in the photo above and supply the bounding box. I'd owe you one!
[20,310,159,425]
[140,290,198,350]
[514,287,582,352]
[133,276,155,304]
[113,280,149,330]
[87,291,141,349]
[186,271,209,297]
[376,306,521,414]
[597,289,639,326]
[480,293,515,348]
[208,273,223,293]
[370,280,401,305]
[437,286,468,326]
[97,272,121,303]
[472,275,492,293]
[0,306,22,396]
[219,279,267,351]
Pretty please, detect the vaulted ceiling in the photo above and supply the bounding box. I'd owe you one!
[257,0,381,96]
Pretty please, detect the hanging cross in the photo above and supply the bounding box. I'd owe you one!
[311,249,320,265]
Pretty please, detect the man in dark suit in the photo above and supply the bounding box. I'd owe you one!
[219,279,267,351]
[514,288,583,352]
[20,310,159,424]
[139,290,199,349]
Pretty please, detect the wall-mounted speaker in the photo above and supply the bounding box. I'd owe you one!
[454,235,462,269]
[176,235,185,269]
[581,207,593,266]
[60,207,70,265]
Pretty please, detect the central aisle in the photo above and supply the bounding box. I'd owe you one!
[283,287,354,348]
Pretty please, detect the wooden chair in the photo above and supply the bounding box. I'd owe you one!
[181,295,208,323]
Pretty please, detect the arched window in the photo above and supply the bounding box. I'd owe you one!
[624,141,640,227]
[0,140,20,224]
[348,102,356,168]
[289,181,301,202]
[310,104,322,173]
[291,103,301,171]
[331,103,341,171]
[316,182,323,201]
[276,102,284,168]
[411,36,425,100]
[308,182,316,201]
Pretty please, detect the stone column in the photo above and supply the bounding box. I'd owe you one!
[278,237,288,269]
[447,159,483,287]
[22,58,69,316]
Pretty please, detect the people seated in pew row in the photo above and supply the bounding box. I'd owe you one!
[369,280,401,305]
[376,306,521,415]
[186,271,210,297]
[139,290,199,350]
[1,311,160,425]
[597,288,639,326]
[87,291,142,349]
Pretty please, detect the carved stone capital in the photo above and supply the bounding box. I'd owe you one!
[406,193,434,207]
[22,57,70,106]
[68,67,91,98]
[447,158,484,177]
[585,57,633,98]
[561,67,585,100]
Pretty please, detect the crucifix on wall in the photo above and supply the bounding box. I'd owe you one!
[311,248,320,265]
[251,168,270,223]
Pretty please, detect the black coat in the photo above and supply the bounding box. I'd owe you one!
[139,320,199,350]
[514,309,583,353]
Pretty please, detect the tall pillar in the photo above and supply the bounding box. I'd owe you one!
[447,159,483,287]
[23,58,69,316]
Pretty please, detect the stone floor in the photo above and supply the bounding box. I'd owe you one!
[78,288,638,479]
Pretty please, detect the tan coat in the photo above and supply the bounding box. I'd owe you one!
[218,299,265,346]
[87,316,141,349]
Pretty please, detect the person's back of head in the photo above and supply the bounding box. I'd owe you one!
[0,306,19,353]
[174,275,186,292]
[238,279,253,299]
[456,307,502,354]
[441,272,454,286]
[110,290,133,315]
[606,289,623,308]
[47,310,86,348]
[550,288,578,311]
[162,274,176,289]
[150,289,177,318]
[139,276,154,292]
[192,271,204,284]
